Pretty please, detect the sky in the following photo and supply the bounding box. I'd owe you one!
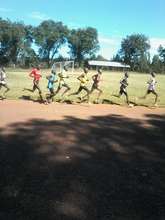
[0,0,165,59]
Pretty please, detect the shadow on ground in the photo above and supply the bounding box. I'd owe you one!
[0,114,165,220]
[19,95,44,104]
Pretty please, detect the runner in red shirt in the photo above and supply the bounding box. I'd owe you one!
[89,68,103,102]
[30,67,42,81]
[23,66,43,101]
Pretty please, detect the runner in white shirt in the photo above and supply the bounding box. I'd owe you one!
[0,66,10,99]
[143,72,158,105]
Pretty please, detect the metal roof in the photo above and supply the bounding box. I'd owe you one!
[88,60,130,68]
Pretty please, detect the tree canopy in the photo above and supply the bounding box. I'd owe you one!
[0,17,165,73]
[120,34,150,71]
[0,18,99,67]
[0,18,26,64]
[68,27,99,66]
[33,20,69,66]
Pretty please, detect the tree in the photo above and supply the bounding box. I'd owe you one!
[158,45,165,73]
[95,55,108,61]
[9,22,26,64]
[68,27,99,66]
[18,47,38,68]
[111,53,122,62]
[136,53,150,72]
[120,34,150,71]
[33,20,68,67]
[0,18,10,64]
[158,45,165,63]
[17,25,37,67]
[0,18,27,65]
[151,55,162,73]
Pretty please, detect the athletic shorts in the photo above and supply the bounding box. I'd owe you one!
[119,87,127,95]
[91,83,99,90]
[147,89,156,94]
[33,81,41,92]
[77,85,89,93]
[49,87,54,94]
[0,81,6,85]
[59,82,70,89]
[0,82,8,88]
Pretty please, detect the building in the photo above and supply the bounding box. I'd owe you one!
[88,60,130,71]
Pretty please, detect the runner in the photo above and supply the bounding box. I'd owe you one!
[142,72,158,106]
[89,68,103,103]
[0,66,10,99]
[54,66,71,100]
[45,70,58,104]
[113,72,129,104]
[69,67,90,102]
[23,65,44,102]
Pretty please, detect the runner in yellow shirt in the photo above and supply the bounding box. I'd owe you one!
[69,67,90,102]
[54,66,71,98]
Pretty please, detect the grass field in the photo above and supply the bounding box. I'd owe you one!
[1,68,165,107]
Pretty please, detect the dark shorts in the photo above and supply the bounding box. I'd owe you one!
[78,85,89,93]
[0,82,5,85]
[0,83,9,89]
[49,88,55,94]
[147,89,157,94]
[58,83,70,90]
[91,83,99,90]
[119,87,127,96]
[33,81,41,92]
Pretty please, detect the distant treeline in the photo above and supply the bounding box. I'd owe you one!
[112,34,165,73]
[0,17,165,73]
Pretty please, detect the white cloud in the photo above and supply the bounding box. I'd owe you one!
[29,11,50,20]
[150,38,165,56]
[0,7,13,12]
[99,47,115,60]
[98,35,122,59]
[99,36,116,45]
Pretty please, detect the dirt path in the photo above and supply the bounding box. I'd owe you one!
[0,100,165,128]
[0,100,165,219]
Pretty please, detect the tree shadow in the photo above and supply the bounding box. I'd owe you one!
[0,114,165,220]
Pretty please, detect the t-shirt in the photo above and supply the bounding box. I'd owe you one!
[59,69,68,85]
[30,68,41,81]
[148,77,156,91]
[0,68,6,84]
[120,77,128,89]
[79,74,88,86]
[93,74,101,85]
[47,74,56,89]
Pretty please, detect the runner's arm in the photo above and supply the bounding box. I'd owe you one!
[77,75,82,81]
[46,75,50,80]
[92,74,96,81]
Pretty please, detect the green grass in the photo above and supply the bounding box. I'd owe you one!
[1,68,165,107]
